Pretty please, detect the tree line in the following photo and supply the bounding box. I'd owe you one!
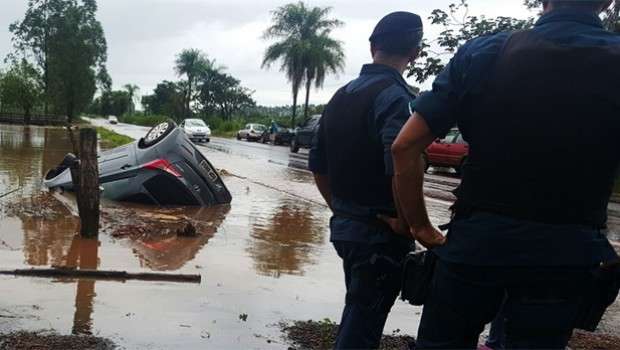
[1,0,617,126]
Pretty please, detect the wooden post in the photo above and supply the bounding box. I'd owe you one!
[76,128,100,237]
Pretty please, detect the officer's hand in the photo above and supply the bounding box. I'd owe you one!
[412,225,446,249]
[378,215,410,237]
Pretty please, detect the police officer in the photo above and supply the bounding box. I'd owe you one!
[309,12,423,350]
[390,0,619,348]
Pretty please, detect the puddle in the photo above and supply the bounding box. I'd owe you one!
[0,123,617,348]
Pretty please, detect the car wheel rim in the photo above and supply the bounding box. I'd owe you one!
[145,122,169,143]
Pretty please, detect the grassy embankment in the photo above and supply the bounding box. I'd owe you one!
[95,127,134,148]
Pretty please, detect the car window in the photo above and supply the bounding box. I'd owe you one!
[187,119,206,127]
[442,130,459,143]
[245,124,251,129]
[254,125,267,132]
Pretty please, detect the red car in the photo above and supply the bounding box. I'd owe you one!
[424,129,469,175]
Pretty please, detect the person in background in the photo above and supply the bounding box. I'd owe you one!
[309,11,423,350]
[391,0,619,348]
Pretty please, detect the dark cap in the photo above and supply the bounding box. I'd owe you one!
[369,12,423,42]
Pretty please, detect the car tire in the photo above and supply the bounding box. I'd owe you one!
[236,133,241,140]
[262,135,268,144]
[139,120,176,149]
[290,138,300,153]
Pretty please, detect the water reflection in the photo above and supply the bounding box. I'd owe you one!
[127,205,231,271]
[65,236,100,335]
[247,199,325,278]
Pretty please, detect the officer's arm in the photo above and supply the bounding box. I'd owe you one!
[313,174,332,210]
[392,113,446,248]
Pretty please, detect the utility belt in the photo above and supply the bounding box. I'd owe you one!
[400,251,620,331]
[332,210,395,233]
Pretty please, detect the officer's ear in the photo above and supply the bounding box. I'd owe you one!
[409,47,421,63]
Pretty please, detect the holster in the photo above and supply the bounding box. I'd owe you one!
[401,250,437,306]
[575,262,620,332]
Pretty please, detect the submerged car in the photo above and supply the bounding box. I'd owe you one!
[44,120,232,206]
[180,118,211,143]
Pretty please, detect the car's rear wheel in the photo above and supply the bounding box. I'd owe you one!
[139,120,175,149]
[290,138,300,153]
[236,133,241,140]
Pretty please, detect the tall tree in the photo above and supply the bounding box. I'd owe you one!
[408,0,534,83]
[303,33,345,119]
[0,59,43,121]
[44,0,108,123]
[175,49,218,119]
[262,2,343,127]
[196,68,255,120]
[123,84,140,114]
[141,81,185,121]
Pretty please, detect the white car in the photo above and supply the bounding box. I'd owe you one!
[108,115,119,124]
[236,123,267,141]
[180,118,211,143]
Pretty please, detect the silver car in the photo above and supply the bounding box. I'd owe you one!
[180,118,211,143]
[237,123,267,141]
[44,120,231,206]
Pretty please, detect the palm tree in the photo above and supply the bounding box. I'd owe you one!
[175,49,216,118]
[302,32,345,119]
[123,84,139,114]
[262,2,344,127]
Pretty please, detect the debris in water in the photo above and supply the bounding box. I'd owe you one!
[177,222,198,237]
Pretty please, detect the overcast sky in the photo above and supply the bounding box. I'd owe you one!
[0,0,533,106]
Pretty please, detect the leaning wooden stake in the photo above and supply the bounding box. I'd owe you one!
[0,268,201,284]
[74,128,100,237]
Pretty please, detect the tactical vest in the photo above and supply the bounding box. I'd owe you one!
[321,78,396,208]
[455,30,620,228]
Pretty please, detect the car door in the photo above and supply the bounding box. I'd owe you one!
[427,130,458,165]
[446,132,469,166]
[299,117,320,146]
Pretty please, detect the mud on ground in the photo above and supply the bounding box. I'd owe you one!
[280,320,620,350]
[0,331,114,350]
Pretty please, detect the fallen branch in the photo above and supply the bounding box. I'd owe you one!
[0,268,200,284]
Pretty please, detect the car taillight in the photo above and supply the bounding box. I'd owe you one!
[143,159,182,177]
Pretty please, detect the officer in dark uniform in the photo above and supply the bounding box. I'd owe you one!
[309,12,424,350]
[390,0,619,348]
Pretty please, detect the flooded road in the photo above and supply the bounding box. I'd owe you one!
[0,121,618,348]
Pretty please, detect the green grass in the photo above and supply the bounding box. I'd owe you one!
[96,127,134,149]
[119,114,169,127]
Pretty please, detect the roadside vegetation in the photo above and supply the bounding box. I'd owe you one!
[95,126,134,148]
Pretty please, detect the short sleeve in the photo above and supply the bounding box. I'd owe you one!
[308,116,328,174]
[375,87,414,176]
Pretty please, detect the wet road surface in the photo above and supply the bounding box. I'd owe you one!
[0,121,618,348]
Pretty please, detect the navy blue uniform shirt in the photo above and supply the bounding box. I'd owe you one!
[309,64,416,244]
[413,9,619,266]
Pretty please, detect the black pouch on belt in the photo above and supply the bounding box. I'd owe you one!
[576,262,620,332]
[400,250,437,306]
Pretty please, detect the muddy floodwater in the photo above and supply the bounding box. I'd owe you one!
[0,123,618,349]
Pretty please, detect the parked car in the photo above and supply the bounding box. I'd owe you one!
[290,115,321,153]
[237,124,267,141]
[180,118,211,143]
[108,115,118,124]
[44,120,232,206]
[424,128,469,175]
[261,124,294,145]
